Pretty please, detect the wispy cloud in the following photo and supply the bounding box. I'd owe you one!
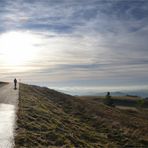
[0,0,148,93]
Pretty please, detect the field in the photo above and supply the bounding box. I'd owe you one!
[15,83,148,147]
[78,95,148,108]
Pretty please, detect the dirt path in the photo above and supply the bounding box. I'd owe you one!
[0,83,19,148]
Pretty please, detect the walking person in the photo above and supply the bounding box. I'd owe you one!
[14,78,17,89]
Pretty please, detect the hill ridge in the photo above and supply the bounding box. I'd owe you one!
[15,83,148,147]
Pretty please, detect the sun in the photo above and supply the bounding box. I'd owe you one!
[0,31,41,68]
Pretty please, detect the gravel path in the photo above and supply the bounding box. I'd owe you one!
[0,83,19,148]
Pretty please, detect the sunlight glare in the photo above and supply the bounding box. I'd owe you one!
[0,31,41,67]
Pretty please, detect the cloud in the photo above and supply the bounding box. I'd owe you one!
[0,0,148,93]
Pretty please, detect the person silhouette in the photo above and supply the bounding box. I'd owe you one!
[14,78,17,89]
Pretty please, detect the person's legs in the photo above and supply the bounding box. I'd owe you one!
[14,83,17,89]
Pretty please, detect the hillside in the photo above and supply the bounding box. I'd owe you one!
[0,82,9,87]
[78,95,148,108]
[15,83,148,147]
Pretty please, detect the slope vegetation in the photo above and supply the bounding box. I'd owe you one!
[0,82,9,87]
[15,83,148,147]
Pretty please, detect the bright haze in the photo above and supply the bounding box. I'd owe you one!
[0,0,148,95]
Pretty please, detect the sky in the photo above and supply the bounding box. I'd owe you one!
[0,0,148,95]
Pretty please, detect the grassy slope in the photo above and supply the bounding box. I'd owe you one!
[15,83,148,147]
[0,82,9,87]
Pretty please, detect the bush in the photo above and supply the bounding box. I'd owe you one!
[136,99,145,109]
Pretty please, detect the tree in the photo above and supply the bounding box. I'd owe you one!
[104,92,114,107]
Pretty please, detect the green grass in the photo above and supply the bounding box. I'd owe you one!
[15,83,148,147]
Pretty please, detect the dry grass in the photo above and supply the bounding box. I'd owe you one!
[15,83,148,147]
[0,82,9,87]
